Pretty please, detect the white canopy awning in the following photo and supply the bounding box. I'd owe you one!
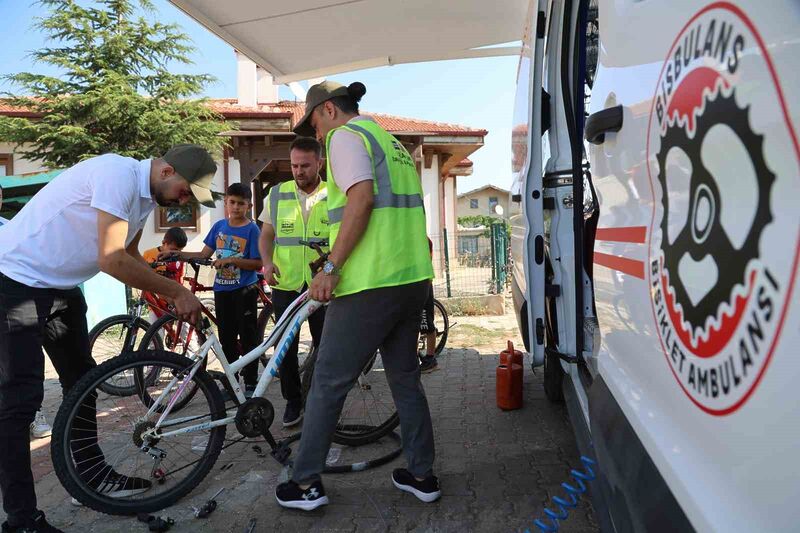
[170,0,528,84]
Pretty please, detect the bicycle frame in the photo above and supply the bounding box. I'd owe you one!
[142,290,322,440]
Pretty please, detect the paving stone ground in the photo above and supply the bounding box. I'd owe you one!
[7,311,598,533]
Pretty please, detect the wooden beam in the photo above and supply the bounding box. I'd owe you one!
[438,153,453,178]
[423,149,434,169]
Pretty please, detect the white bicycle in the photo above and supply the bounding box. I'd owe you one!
[51,241,400,515]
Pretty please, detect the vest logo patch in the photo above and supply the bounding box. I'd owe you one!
[390,139,415,168]
[280,220,294,234]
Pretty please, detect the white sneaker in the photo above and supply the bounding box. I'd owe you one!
[30,409,52,439]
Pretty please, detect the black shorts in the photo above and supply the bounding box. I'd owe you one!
[419,282,435,333]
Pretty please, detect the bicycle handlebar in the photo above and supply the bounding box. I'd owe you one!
[298,239,329,258]
[150,255,214,268]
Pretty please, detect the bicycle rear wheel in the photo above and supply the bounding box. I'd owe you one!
[89,315,162,396]
[428,299,449,356]
[301,348,399,447]
[51,350,226,516]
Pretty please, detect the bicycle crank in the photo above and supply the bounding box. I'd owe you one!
[234,397,275,437]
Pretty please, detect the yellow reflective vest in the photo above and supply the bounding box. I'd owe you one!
[325,119,433,296]
[267,180,329,291]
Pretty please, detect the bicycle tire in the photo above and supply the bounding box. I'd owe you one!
[138,314,208,411]
[51,350,226,516]
[431,299,449,356]
[301,348,400,447]
[88,315,162,396]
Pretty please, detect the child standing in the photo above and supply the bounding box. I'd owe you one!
[169,183,262,395]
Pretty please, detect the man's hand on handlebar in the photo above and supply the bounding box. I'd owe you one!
[172,288,203,326]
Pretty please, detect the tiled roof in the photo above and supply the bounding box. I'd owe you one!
[0,98,487,137]
[206,99,487,136]
[0,100,42,117]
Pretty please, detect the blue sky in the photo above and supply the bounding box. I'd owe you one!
[0,0,517,193]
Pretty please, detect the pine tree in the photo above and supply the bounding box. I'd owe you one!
[0,0,230,169]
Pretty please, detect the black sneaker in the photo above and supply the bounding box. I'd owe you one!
[391,468,441,502]
[282,402,303,427]
[244,385,257,399]
[85,467,152,498]
[275,479,329,511]
[419,356,438,374]
[1,511,64,533]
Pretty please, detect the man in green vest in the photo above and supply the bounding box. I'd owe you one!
[274,81,440,510]
[258,136,329,427]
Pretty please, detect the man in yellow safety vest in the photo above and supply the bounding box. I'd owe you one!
[274,81,440,510]
[258,137,329,427]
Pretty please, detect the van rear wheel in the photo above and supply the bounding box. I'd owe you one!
[543,349,564,403]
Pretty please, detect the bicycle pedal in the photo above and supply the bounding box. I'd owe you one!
[270,443,292,465]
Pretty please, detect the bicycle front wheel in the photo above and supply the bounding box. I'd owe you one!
[51,350,226,516]
[89,315,162,396]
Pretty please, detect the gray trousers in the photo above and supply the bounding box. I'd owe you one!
[292,279,435,484]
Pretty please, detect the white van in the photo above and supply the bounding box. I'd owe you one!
[509,1,799,531]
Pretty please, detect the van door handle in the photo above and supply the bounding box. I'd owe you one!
[585,105,623,144]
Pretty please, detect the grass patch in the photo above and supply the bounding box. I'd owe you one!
[449,324,519,349]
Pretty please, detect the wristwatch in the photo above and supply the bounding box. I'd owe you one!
[322,259,340,276]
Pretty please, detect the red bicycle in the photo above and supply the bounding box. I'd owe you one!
[138,257,275,363]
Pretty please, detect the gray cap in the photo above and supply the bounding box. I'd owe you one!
[293,81,357,137]
[162,144,217,207]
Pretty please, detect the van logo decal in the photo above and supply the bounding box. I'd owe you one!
[645,2,800,415]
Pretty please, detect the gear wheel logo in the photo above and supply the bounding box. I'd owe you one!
[656,89,775,342]
[645,4,800,415]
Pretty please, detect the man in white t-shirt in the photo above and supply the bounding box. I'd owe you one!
[0,144,216,533]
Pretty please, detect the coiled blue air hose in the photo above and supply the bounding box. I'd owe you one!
[526,456,597,533]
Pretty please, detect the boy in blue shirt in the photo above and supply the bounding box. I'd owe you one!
[170,183,262,394]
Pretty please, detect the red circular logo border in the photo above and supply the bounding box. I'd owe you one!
[644,1,800,416]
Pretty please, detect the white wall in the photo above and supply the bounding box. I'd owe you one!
[0,142,47,175]
[443,175,456,241]
[421,154,440,237]
[420,154,444,274]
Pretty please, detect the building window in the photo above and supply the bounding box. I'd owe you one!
[156,204,199,232]
[470,198,479,209]
[458,235,479,254]
[0,155,12,176]
[488,196,498,210]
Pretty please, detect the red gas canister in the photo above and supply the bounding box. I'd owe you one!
[496,360,523,410]
[500,340,523,367]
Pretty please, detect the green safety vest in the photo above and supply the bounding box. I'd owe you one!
[325,119,433,296]
[268,180,330,291]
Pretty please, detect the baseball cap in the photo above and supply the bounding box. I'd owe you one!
[293,81,366,137]
[162,144,218,207]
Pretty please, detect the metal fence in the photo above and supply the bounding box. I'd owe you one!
[430,224,510,298]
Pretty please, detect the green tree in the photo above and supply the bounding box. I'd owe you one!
[458,215,509,237]
[0,0,230,169]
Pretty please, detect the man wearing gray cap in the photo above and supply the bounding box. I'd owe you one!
[0,144,216,532]
[275,82,439,510]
